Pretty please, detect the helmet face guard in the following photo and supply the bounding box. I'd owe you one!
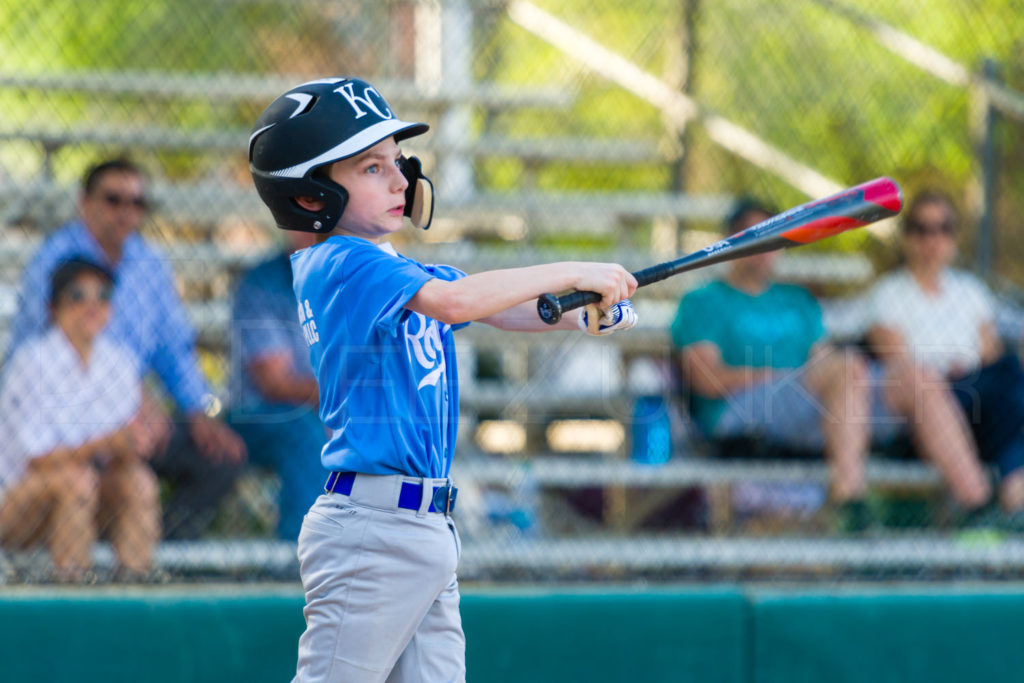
[249,77,431,233]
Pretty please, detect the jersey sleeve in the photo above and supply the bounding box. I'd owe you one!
[422,263,467,282]
[339,242,434,335]
[423,263,471,331]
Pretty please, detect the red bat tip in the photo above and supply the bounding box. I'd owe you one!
[780,177,904,244]
[861,176,903,213]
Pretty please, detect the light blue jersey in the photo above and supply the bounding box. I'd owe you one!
[290,236,467,478]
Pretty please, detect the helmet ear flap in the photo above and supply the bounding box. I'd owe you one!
[305,173,348,233]
[400,156,434,230]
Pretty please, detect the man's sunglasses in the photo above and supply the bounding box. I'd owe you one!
[100,192,149,210]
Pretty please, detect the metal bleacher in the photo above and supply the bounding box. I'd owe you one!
[3,67,999,582]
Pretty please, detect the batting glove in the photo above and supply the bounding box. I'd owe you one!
[578,300,638,336]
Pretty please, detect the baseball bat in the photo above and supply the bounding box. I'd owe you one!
[537,176,903,324]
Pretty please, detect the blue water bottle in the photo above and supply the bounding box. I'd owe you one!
[631,395,672,465]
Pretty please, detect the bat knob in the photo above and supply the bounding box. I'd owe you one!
[537,293,563,325]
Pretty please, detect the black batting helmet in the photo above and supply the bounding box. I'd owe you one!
[249,77,429,233]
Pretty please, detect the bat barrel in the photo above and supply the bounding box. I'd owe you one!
[536,177,903,325]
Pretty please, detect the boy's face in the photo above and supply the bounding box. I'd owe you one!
[328,137,408,241]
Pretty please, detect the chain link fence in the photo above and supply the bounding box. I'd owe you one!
[1,0,1023,583]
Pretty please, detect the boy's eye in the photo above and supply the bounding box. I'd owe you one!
[366,164,380,174]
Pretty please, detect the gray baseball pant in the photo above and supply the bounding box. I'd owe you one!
[292,474,465,683]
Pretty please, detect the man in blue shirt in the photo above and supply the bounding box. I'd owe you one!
[229,229,326,540]
[8,158,247,539]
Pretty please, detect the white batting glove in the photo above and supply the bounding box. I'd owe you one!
[578,300,638,336]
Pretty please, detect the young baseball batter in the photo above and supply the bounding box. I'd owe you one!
[249,77,638,683]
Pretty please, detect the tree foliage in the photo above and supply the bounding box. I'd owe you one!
[0,0,1021,273]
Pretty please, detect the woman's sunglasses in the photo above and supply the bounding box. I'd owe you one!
[905,219,955,237]
[62,283,114,305]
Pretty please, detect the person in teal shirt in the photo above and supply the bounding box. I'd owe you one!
[671,199,990,528]
[673,278,824,435]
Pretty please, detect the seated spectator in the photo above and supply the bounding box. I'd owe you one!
[6,158,246,539]
[865,189,1024,513]
[0,259,159,581]
[228,230,327,540]
[671,199,990,530]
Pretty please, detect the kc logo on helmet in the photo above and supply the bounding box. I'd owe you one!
[334,81,394,121]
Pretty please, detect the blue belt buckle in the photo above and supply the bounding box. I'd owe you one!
[432,485,457,515]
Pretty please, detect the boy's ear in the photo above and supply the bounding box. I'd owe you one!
[295,196,325,212]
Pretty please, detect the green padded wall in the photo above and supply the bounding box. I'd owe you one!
[0,588,305,683]
[752,588,1024,683]
[3,585,1024,683]
[462,587,749,683]
[0,586,748,683]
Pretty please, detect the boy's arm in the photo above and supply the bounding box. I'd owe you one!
[406,262,636,326]
[477,300,580,332]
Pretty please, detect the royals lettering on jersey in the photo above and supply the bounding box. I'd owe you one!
[290,236,467,479]
[405,312,446,390]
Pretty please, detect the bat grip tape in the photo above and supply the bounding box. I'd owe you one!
[536,264,669,325]
[537,290,601,325]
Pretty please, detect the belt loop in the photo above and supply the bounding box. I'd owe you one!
[383,476,401,513]
[416,478,432,518]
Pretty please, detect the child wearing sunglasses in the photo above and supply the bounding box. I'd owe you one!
[0,258,161,582]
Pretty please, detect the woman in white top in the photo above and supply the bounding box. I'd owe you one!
[0,258,160,581]
[866,190,1024,514]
